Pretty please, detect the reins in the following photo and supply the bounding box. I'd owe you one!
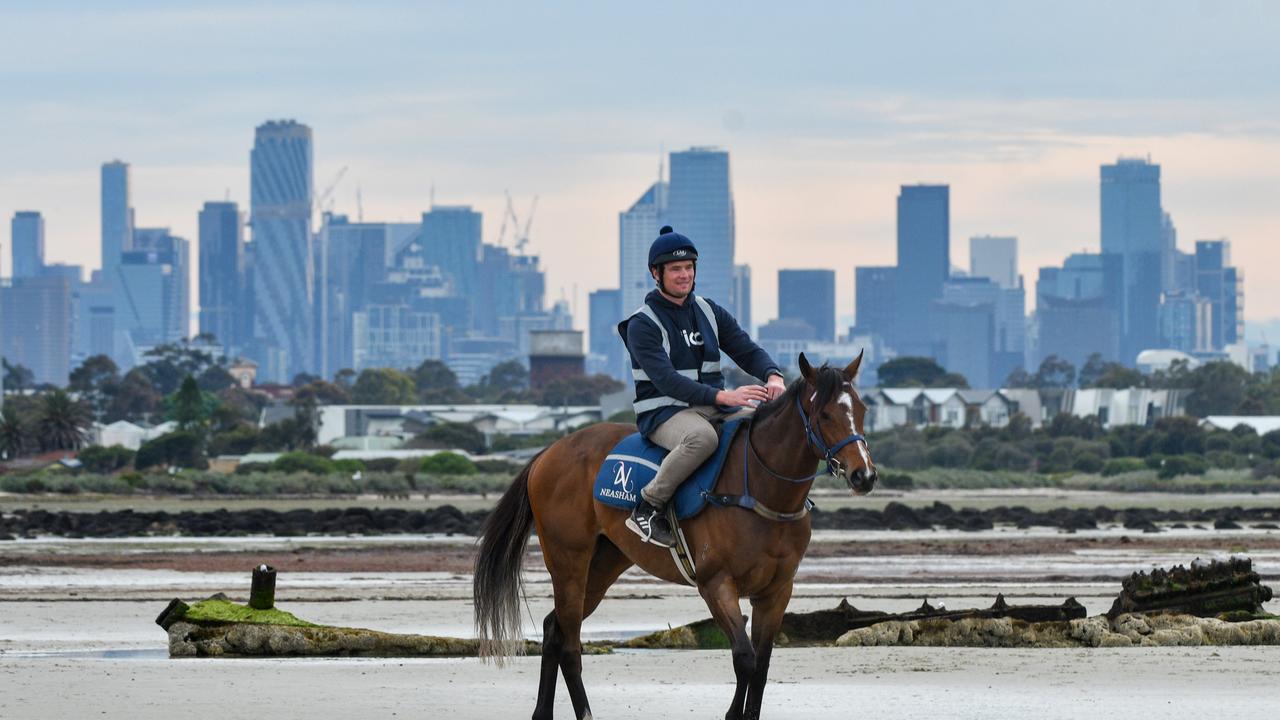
[704,386,870,522]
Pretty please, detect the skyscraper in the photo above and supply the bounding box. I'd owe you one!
[198,201,245,351]
[969,235,1017,289]
[895,184,950,356]
[0,276,72,385]
[1035,253,1124,369]
[854,266,897,341]
[732,264,752,335]
[666,148,734,309]
[422,205,482,301]
[1194,239,1243,350]
[1101,157,1164,361]
[250,120,314,380]
[778,269,836,342]
[588,288,625,380]
[116,229,190,348]
[101,160,133,278]
[10,211,45,279]
[619,181,667,314]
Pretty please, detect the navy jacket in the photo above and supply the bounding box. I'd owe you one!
[618,289,781,437]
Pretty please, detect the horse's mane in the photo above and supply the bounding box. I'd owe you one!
[750,364,846,425]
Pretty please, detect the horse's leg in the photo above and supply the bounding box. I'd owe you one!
[558,536,633,720]
[742,585,794,720]
[700,574,753,720]
[532,610,563,720]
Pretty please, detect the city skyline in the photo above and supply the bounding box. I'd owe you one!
[3,2,1278,329]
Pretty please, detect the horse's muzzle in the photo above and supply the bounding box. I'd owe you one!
[847,466,878,496]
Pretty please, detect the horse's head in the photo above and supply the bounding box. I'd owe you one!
[796,351,878,495]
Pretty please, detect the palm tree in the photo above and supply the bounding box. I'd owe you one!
[0,404,28,459]
[37,390,90,452]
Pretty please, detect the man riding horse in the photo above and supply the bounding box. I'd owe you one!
[619,225,787,547]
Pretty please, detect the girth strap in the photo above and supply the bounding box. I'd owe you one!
[703,492,815,521]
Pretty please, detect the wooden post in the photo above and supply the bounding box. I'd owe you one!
[249,564,277,610]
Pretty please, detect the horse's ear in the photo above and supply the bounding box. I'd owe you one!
[843,349,865,382]
[798,353,815,382]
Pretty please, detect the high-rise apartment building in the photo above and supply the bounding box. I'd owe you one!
[895,185,950,356]
[10,211,45,279]
[198,201,245,351]
[101,160,134,278]
[969,235,1017,289]
[1101,157,1164,361]
[666,148,734,310]
[619,181,667,315]
[778,269,836,342]
[250,120,314,380]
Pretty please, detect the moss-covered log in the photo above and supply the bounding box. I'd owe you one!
[1108,557,1274,618]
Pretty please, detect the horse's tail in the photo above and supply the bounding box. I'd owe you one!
[473,449,543,665]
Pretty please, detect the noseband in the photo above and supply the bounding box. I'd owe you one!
[795,393,867,478]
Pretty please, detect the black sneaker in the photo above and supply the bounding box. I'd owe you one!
[626,499,675,548]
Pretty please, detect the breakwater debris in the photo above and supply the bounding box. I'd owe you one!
[629,558,1278,650]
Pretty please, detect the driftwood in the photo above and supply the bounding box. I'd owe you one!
[1107,557,1274,619]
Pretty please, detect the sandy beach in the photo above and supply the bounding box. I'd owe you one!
[2,491,1279,718]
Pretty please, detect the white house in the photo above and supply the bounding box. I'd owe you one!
[90,420,177,451]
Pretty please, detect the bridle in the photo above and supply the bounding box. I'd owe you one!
[793,392,868,481]
[705,384,872,522]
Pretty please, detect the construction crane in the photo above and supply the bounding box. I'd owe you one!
[314,166,348,223]
[498,190,538,255]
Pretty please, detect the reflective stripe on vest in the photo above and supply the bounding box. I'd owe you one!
[629,296,723,416]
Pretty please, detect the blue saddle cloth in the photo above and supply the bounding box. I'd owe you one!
[593,419,744,520]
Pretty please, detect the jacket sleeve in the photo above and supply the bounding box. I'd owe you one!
[627,315,721,407]
[711,301,782,382]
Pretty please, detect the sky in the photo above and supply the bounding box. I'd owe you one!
[3,0,1279,337]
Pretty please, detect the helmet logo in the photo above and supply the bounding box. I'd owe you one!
[673,249,687,257]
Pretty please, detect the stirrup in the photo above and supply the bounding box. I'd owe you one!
[627,503,674,548]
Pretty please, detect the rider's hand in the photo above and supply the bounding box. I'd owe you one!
[765,374,786,401]
[716,385,770,407]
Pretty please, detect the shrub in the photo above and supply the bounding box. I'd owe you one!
[234,462,270,475]
[332,458,365,473]
[363,458,399,472]
[1072,452,1105,474]
[136,431,204,470]
[1101,457,1146,476]
[419,452,478,475]
[270,452,336,475]
[879,472,914,490]
[77,445,135,474]
[474,459,522,474]
[1158,454,1208,479]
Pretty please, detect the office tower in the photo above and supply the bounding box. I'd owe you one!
[1035,253,1124,369]
[250,120,314,380]
[101,160,134,278]
[588,288,625,380]
[115,229,190,348]
[666,148,734,309]
[314,215,416,377]
[0,276,72,385]
[475,243,545,339]
[351,304,443,371]
[198,201,245,351]
[895,185,950,356]
[11,211,45,279]
[72,276,117,366]
[421,205,482,301]
[1101,157,1164,361]
[969,235,1017,289]
[854,266,897,341]
[1159,290,1212,353]
[932,277,1026,388]
[778,269,836,342]
[619,181,667,314]
[1194,239,1243,350]
[732,264,752,335]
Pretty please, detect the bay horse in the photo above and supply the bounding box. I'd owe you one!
[473,352,877,719]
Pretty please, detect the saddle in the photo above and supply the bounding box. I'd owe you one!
[592,418,745,520]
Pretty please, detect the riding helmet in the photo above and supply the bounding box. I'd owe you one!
[647,226,698,268]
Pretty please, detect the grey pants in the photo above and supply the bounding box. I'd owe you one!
[641,405,753,506]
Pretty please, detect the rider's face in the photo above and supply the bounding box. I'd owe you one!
[655,260,696,298]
